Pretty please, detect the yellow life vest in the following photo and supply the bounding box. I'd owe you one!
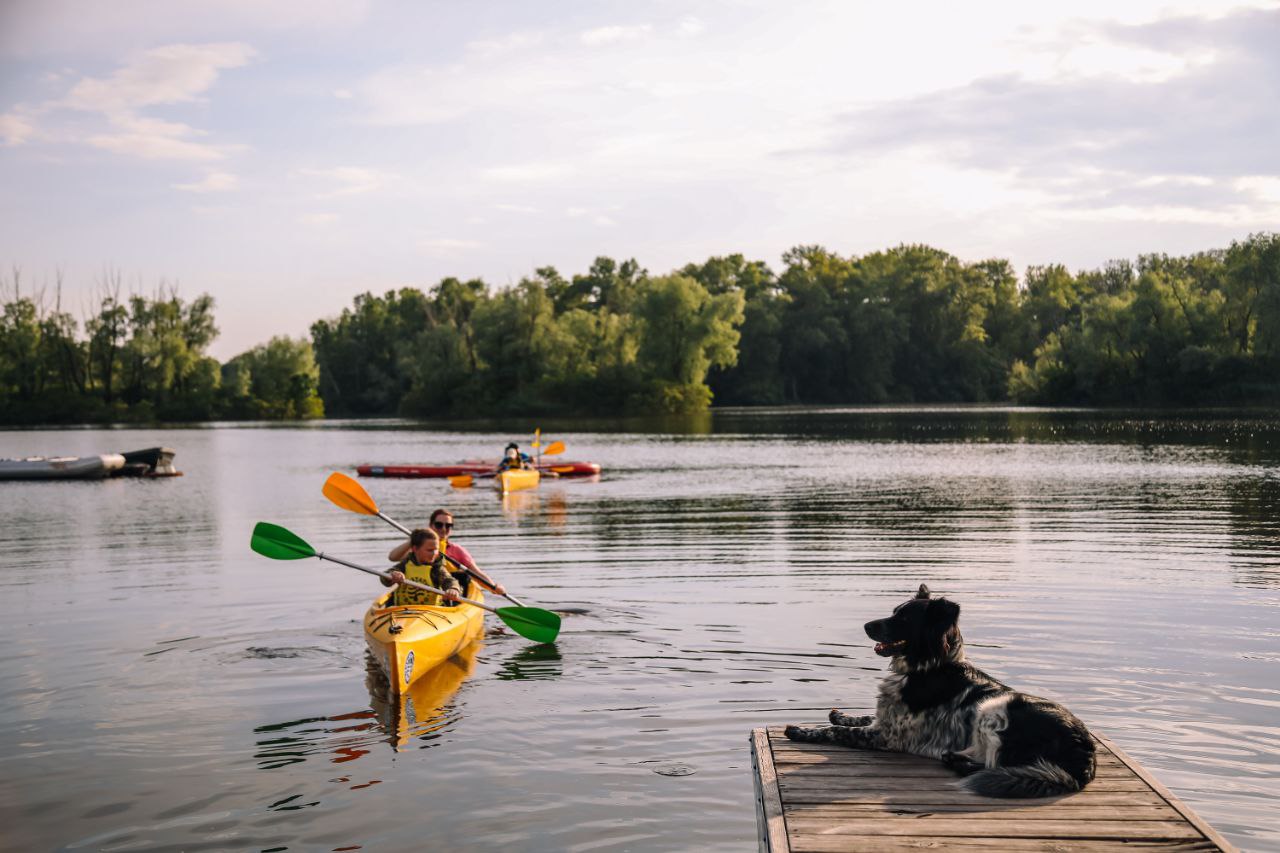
[437,537,473,595]
[391,556,452,607]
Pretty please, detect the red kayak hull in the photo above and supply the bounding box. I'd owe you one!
[357,460,601,478]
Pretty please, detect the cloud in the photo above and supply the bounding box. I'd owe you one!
[0,0,367,59]
[299,212,339,226]
[62,42,256,113]
[496,203,540,214]
[566,206,617,227]
[480,162,572,183]
[0,112,35,145]
[580,24,652,46]
[16,41,255,160]
[818,8,1280,219]
[465,31,544,59]
[676,16,706,38]
[298,166,393,197]
[87,114,240,161]
[419,237,483,255]
[172,170,239,192]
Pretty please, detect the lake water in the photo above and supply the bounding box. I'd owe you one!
[1,407,1278,851]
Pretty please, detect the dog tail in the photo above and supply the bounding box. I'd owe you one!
[961,760,1083,798]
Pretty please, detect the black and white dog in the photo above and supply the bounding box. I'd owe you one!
[784,584,1096,798]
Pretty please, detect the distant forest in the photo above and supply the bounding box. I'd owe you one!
[2,232,1278,425]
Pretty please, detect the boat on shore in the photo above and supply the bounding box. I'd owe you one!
[357,459,600,478]
[363,588,486,693]
[0,447,180,481]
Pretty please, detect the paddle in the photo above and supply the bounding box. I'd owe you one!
[447,472,494,489]
[250,522,560,644]
[323,472,527,607]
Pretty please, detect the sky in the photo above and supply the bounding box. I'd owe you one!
[2,0,1278,359]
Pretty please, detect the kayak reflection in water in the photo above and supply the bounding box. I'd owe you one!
[366,642,481,750]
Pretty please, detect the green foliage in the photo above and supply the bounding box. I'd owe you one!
[6,232,1280,423]
[0,277,321,424]
[220,336,324,419]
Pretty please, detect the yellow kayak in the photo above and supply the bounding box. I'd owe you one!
[363,589,486,693]
[495,468,540,493]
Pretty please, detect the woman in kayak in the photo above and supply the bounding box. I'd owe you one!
[387,508,507,598]
[383,527,461,606]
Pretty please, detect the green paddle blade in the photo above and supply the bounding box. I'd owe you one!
[495,606,561,644]
[250,522,316,560]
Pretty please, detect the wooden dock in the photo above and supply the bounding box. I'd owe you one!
[751,725,1236,852]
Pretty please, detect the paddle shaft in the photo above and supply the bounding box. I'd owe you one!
[314,550,501,615]
[378,510,528,607]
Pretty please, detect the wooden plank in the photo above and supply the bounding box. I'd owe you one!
[789,836,1222,852]
[774,761,1134,779]
[751,728,790,852]
[779,778,1154,793]
[752,726,1234,853]
[770,749,1127,767]
[784,818,1201,839]
[1095,733,1237,853]
[784,803,1180,819]
[778,790,1170,806]
[777,790,1171,807]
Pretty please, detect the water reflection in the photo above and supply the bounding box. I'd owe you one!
[253,646,480,769]
[253,708,381,771]
[367,644,479,750]
[4,412,1280,852]
[1226,477,1280,588]
[494,642,563,681]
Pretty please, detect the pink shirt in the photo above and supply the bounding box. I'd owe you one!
[444,540,477,572]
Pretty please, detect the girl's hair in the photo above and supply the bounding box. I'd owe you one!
[409,527,440,548]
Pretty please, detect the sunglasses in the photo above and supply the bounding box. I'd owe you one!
[432,520,454,531]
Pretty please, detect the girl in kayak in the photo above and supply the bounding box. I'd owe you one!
[383,527,461,606]
[387,508,507,598]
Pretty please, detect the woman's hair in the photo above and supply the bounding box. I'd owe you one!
[409,527,440,548]
[429,508,452,525]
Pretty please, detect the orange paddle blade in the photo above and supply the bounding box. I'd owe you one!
[323,472,379,515]
[542,441,565,456]
[448,474,474,488]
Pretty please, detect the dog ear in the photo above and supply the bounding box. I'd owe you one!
[926,596,959,626]
[915,583,931,599]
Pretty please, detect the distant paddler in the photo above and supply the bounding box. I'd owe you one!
[496,442,534,472]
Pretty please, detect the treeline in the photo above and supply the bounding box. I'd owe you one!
[0,272,323,424]
[4,232,1278,424]
[312,232,1280,415]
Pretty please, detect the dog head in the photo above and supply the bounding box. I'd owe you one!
[863,583,963,671]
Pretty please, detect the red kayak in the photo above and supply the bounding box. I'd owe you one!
[357,460,601,478]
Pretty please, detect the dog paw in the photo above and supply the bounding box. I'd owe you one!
[828,709,843,725]
[784,725,809,742]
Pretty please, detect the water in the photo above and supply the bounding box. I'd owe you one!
[1,407,1278,851]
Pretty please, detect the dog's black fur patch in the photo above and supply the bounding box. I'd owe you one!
[785,584,1096,798]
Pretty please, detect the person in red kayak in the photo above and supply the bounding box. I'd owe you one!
[382,527,461,607]
[387,508,507,598]
[496,442,533,472]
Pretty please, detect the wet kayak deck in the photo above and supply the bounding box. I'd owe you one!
[750,725,1236,852]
